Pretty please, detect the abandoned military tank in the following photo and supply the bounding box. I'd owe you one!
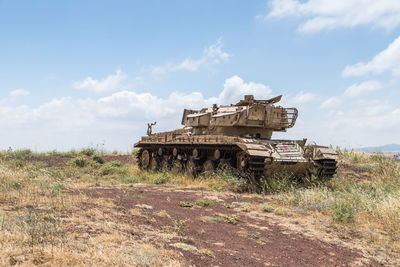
[134,95,338,179]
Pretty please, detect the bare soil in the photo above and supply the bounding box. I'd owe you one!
[26,154,380,266]
[70,185,379,267]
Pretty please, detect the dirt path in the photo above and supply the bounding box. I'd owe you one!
[71,185,378,267]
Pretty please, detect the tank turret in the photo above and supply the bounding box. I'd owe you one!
[181,95,297,139]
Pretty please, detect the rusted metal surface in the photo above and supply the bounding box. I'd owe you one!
[135,95,338,179]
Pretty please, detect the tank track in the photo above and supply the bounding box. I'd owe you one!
[316,159,337,178]
[138,145,244,175]
[137,145,338,179]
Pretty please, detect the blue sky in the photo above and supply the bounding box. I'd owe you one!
[0,0,399,151]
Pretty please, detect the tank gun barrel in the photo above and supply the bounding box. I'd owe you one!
[236,95,282,106]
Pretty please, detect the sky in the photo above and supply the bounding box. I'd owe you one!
[0,0,399,152]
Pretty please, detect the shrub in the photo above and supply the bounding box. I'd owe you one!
[92,154,105,164]
[261,204,274,213]
[71,156,90,168]
[153,174,169,184]
[179,201,194,208]
[80,148,95,156]
[108,160,123,167]
[225,214,240,225]
[330,201,354,223]
[196,199,213,207]
[132,148,140,157]
[100,161,128,176]
[14,149,33,160]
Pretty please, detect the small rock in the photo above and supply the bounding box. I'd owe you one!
[135,204,153,210]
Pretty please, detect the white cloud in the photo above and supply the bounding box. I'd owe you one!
[0,76,278,151]
[327,101,399,131]
[320,96,341,109]
[343,36,400,77]
[264,0,400,33]
[344,80,383,97]
[286,91,317,105]
[73,69,127,93]
[216,75,272,104]
[9,89,30,97]
[151,38,230,75]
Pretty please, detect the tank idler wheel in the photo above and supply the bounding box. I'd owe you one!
[202,160,216,175]
[172,160,184,173]
[140,149,150,169]
[185,159,198,177]
[218,160,234,172]
[160,159,171,172]
[149,157,160,171]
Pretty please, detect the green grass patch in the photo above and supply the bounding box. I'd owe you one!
[179,201,194,208]
[195,199,213,207]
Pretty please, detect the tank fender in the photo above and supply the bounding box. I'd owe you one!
[235,143,271,157]
[312,147,339,161]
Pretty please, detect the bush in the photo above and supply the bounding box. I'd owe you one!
[80,148,95,157]
[14,149,33,160]
[0,149,33,161]
[261,204,274,213]
[132,148,140,157]
[330,201,354,223]
[179,201,194,208]
[153,173,169,184]
[100,161,128,176]
[196,199,213,207]
[92,154,104,164]
[107,160,123,167]
[71,156,90,168]
[225,214,240,224]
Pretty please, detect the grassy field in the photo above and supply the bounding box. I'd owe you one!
[0,148,399,265]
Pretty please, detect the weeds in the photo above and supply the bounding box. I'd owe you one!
[261,204,274,213]
[222,203,234,209]
[330,201,354,223]
[92,154,105,164]
[225,215,240,225]
[196,199,213,207]
[179,201,194,208]
[80,148,95,157]
[70,156,90,168]
[172,218,188,236]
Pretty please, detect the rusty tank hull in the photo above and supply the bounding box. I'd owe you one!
[134,95,338,179]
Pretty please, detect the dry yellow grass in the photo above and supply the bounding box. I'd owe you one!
[0,156,183,266]
[270,150,400,265]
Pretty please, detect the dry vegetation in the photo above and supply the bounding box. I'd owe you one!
[0,148,399,265]
[0,150,181,266]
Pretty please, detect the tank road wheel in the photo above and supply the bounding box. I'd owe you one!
[214,149,221,160]
[160,159,171,172]
[185,159,198,177]
[218,160,234,172]
[139,149,151,169]
[237,152,248,172]
[149,157,160,172]
[202,160,216,175]
[172,160,184,173]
